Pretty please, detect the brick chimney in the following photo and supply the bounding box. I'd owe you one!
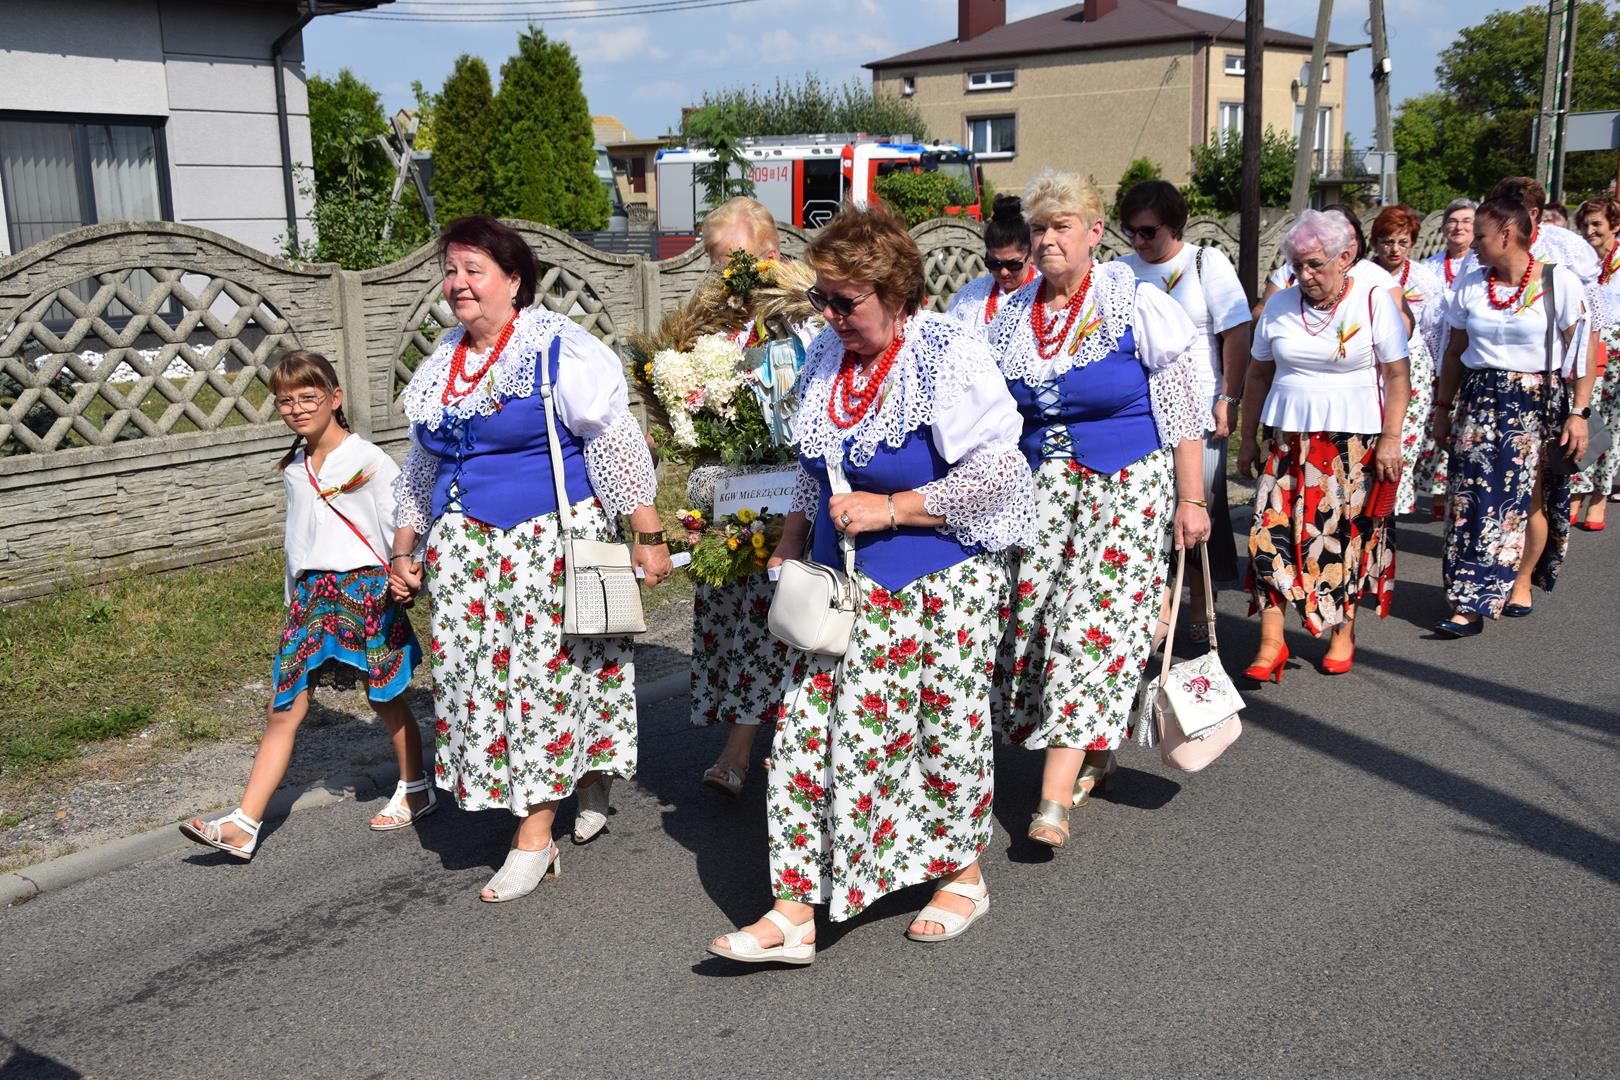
[959,0,1006,41]
[1083,0,1119,22]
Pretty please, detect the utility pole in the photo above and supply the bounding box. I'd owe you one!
[1290,0,1334,213]
[1550,0,1579,201]
[1369,0,1396,204]
[1239,0,1264,302]
[1535,0,1566,188]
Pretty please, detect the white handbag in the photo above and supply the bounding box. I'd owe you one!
[767,458,858,657]
[538,342,646,638]
[1132,543,1243,772]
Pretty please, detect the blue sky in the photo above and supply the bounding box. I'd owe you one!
[305,0,1521,145]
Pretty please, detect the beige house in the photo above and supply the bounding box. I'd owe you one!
[867,0,1360,205]
[592,115,670,227]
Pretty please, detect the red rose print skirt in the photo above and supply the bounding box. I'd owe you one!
[689,575,807,727]
[424,503,637,815]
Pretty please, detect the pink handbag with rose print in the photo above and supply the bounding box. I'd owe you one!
[1140,544,1244,772]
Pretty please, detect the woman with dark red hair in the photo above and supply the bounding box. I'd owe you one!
[1369,204,1446,515]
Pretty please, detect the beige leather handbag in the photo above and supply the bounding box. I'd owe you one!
[538,342,646,638]
[767,458,857,657]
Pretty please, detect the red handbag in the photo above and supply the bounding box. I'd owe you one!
[1367,471,1401,519]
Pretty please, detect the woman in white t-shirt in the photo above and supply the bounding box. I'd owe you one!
[1431,196,1595,637]
[1118,179,1252,603]
[1236,210,1410,679]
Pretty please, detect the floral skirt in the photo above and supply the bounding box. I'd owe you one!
[689,574,805,727]
[993,452,1174,752]
[1247,432,1395,635]
[767,554,1005,923]
[1400,334,1447,512]
[1443,370,1570,617]
[273,568,420,709]
[425,503,637,815]
[1570,333,1620,499]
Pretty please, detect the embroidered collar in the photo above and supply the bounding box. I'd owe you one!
[401,307,572,430]
[987,260,1138,385]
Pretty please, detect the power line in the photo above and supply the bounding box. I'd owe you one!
[341,0,765,21]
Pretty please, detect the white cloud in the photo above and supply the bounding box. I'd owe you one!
[564,24,669,63]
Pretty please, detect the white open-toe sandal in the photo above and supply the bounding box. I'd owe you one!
[702,762,745,797]
[573,775,612,844]
[707,909,816,966]
[480,843,560,903]
[905,876,989,942]
[178,808,261,861]
[370,777,438,832]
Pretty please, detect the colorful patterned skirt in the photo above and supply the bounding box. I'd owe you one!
[1570,331,1620,500]
[1399,334,1446,513]
[272,568,420,710]
[424,501,637,815]
[767,554,1005,923]
[1246,432,1395,635]
[1443,369,1571,617]
[689,575,806,727]
[993,452,1174,752]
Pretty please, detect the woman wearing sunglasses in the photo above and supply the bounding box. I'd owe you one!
[946,193,1035,328]
[1117,179,1253,599]
[707,202,1034,964]
[987,171,1209,850]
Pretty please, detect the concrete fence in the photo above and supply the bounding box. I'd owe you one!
[0,210,1450,604]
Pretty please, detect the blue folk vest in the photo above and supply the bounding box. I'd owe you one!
[1006,325,1162,474]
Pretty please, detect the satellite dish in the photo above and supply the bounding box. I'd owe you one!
[1363,17,1372,36]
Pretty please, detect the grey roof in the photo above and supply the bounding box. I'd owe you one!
[867,0,1357,69]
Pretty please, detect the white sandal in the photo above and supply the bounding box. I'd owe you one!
[178,808,261,860]
[707,909,816,966]
[905,876,990,942]
[369,777,438,832]
[702,762,746,797]
[479,843,560,903]
[573,775,612,844]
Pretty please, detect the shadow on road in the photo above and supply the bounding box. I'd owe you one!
[1,1035,82,1079]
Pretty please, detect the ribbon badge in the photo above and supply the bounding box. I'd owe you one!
[316,467,373,504]
[1334,320,1362,361]
[1161,267,1184,293]
[1515,286,1547,317]
[1066,302,1106,356]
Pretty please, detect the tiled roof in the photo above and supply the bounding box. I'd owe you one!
[867,0,1355,69]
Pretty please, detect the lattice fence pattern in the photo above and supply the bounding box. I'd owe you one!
[1,268,295,456]
[922,245,987,313]
[392,263,620,401]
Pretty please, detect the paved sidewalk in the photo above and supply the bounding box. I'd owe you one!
[2,515,1618,1078]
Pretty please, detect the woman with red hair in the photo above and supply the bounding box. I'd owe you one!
[1369,204,1447,515]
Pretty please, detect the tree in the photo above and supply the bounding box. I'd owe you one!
[684,74,929,140]
[873,171,975,226]
[683,102,757,207]
[1183,128,1298,214]
[431,55,497,221]
[490,27,610,230]
[1112,157,1163,220]
[1394,2,1620,206]
[305,69,392,200]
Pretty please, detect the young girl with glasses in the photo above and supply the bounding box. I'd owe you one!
[180,351,427,860]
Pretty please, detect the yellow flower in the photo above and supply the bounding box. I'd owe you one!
[722,268,734,278]
[755,260,772,273]
[751,532,767,550]
[642,362,652,377]
[727,537,740,551]
[736,508,756,524]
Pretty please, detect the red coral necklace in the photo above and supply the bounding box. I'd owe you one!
[1030,265,1094,359]
[1601,243,1618,286]
[984,265,1034,324]
[442,313,518,405]
[828,334,905,429]
[1486,256,1536,311]
[1300,278,1351,335]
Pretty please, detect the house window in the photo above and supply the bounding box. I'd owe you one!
[1224,53,1246,76]
[967,69,1015,92]
[1218,102,1244,140]
[0,114,170,254]
[1294,105,1333,153]
[967,115,1016,158]
[1300,61,1331,85]
[901,75,917,97]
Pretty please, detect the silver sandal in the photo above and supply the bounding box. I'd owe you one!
[179,807,261,860]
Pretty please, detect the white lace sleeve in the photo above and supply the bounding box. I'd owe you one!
[791,463,819,516]
[584,412,658,515]
[919,445,1036,552]
[1135,284,1208,445]
[393,430,439,537]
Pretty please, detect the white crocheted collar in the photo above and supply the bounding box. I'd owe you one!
[987,260,1138,385]
[792,310,998,468]
[953,274,994,306]
[401,307,572,430]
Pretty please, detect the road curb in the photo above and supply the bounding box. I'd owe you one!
[1,668,690,909]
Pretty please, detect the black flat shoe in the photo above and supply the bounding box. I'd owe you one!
[1433,618,1484,638]
[1501,603,1534,618]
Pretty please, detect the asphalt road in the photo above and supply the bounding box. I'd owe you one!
[3,513,1618,1079]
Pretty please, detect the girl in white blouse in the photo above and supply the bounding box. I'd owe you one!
[180,352,426,861]
[1237,210,1410,678]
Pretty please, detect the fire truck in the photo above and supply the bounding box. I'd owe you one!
[655,133,982,232]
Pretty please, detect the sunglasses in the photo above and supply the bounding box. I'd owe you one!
[806,286,873,318]
[984,257,1027,273]
[1122,224,1164,242]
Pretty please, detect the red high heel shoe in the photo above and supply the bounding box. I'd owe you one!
[1242,642,1288,683]
[1320,644,1355,675]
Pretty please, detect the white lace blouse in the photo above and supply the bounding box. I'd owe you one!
[393,308,658,535]
[788,310,1036,552]
[985,260,1206,447]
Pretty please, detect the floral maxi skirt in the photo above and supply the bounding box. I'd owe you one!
[1570,330,1620,501]
[1443,370,1571,617]
[994,452,1174,751]
[425,502,637,815]
[272,567,420,710]
[1247,432,1395,635]
[689,574,805,727]
[767,554,1006,923]
[1399,334,1446,513]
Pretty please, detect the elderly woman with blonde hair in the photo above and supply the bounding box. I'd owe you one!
[706,202,1035,964]
[987,170,1210,850]
[1236,210,1410,675]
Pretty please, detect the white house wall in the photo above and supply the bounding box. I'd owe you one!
[0,0,316,257]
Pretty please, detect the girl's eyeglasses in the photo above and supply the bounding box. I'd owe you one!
[984,257,1027,273]
[275,392,328,413]
[806,287,873,318]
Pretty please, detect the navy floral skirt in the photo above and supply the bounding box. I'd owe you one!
[1442,369,1571,617]
[272,568,421,709]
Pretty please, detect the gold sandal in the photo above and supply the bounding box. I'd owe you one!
[1072,751,1115,808]
[1027,799,1069,848]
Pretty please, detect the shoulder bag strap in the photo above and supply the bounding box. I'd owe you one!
[1542,262,1563,433]
[1158,545,1188,685]
[305,457,389,567]
[823,455,857,578]
[537,335,574,537]
[1196,542,1219,653]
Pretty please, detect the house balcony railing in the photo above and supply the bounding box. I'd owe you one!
[1312,148,1378,182]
